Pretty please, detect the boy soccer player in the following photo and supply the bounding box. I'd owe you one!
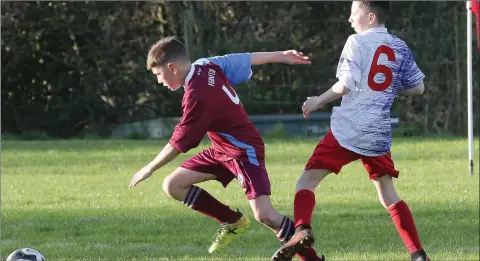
[129,36,324,260]
[271,2,430,261]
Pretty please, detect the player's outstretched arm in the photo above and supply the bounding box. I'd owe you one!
[251,50,311,66]
[129,143,181,188]
[302,81,350,118]
[398,81,425,96]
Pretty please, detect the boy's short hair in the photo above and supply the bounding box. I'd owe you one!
[146,36,189,70]
[360,1,391,24]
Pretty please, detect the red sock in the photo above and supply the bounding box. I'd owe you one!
[183,185,240,223]
[294,189,316,228]
[388,200,423,253]
[297,246,322,261]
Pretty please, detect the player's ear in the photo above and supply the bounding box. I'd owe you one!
[368,12,376,24]
[166,63,177,74]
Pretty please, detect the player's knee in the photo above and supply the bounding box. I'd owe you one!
[163,174,195,201]
[379,196,400,209]
[378,197,389,209]
[373,175,401,208]
[162,175,178,198]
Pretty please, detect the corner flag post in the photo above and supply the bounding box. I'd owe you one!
[466,0,479,176]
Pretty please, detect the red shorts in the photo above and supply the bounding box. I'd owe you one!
[305,130,399,180]
[180,148,271,200]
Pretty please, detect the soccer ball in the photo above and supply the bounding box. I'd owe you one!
[6,248,45,261]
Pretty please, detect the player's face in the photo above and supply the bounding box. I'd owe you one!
[349,1,370,33]
[151,64,183,91]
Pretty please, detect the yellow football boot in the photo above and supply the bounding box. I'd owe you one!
[208,214,250,254]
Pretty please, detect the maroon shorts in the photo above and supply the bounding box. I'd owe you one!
[305,130,400,180]
[180,148,271,200]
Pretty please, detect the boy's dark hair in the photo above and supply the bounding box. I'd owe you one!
[360,1,391,24]
[146,36,189,70]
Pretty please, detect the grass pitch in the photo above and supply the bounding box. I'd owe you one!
[1,137,479,260]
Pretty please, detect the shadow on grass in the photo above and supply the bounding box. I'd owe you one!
[1,202,478,260]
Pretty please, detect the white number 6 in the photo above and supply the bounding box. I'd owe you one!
[222,85,240,104]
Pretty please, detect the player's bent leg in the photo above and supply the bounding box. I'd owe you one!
[373,175,430,261]
[271,130,354,261]
[164,167,240,224]
[294,169,331,230]
[163,167,248,253]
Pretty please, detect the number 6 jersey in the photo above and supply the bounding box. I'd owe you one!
[332,27,425,156]
[169,54,265,166]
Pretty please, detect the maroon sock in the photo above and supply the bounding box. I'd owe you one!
[183,185,240,223]
[294,189,316,228]
[275,216,295,244]
[388,200,423,253]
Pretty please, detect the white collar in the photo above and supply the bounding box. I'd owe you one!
[183,64,195,89]
[361,27,388,34]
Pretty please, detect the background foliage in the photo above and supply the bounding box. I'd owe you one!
[2,1,479,138]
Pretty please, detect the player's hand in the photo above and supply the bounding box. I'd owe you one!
[302,96,324,118]
[282,50,311,65]
[129,167,154,188]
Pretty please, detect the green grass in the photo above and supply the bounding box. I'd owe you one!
[1,137,479,261]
